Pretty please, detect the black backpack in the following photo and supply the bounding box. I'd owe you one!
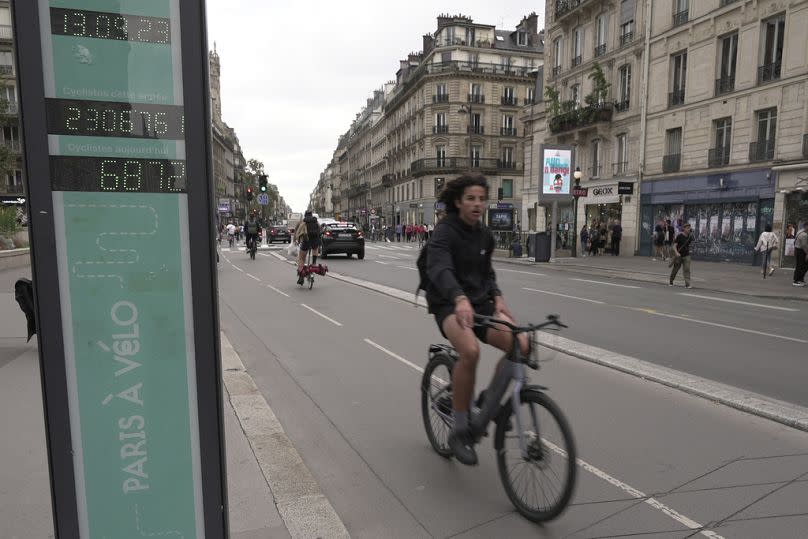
[416,241,430,300]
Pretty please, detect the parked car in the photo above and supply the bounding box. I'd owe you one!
[267,224,291,243]
[320,222,365,259]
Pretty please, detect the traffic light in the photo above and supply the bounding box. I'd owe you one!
[246,186,253,200]
[258,174,268,193]
[497,187,504,201]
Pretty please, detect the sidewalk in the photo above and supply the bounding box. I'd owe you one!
[494,252,808,302]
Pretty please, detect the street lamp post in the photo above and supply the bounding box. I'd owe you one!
[572,166,584,258]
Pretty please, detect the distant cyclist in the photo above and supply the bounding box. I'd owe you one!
[243,212,260,252]
[425,174,528,466]
[295,210,321,285]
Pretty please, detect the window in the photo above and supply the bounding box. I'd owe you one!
[469,83,482,103]
[669,51,687,107]
[572,27,583,66]
[420,179,424,198]
[501,147,514,167]
[716,33,738,95]
[615,133,628,174]
[502,179,513,198]
[434,177,445,195]
[2,125,18,143]
[617,64,631,111]
[469,52,479,68]
[710,117,732,167]
[471,145,482,167]
[501,56,511,71]
[750,108,776,161]
[553,38,562,75]
[0,50,12,75]
[517,31,527,46]
[6,170,22,188]
[620,20,634,46]
[571,84,581,108]
[673,0,689,27]
[526,87,535,104]
[445,26,455,46]
[664,128,682,172]
[434,112,447,134]
[590,139,601,177]
[436,145,446,167]
[406,184,410,200]
[502,86,516,105]
[466,27,476,45]
[595,15,607,56]
[759,15,785,83]
[434,83,448,103]
[502,115,514,129]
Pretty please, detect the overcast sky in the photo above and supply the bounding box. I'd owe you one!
[205,1,545,213]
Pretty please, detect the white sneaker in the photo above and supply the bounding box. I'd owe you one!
[793,282,806,287]
[768,267,776,276]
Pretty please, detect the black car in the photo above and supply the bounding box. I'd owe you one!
[267,224,292,243]
[320,222,365,259]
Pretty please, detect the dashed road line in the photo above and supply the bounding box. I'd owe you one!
[300,304,342,326]
[570,278,641,289]
[266,284,290,298]
[679,293,799,312]
[522,287,606,304]
[375,261,390,265]
[232,265,244,273]
[246,273,260,281]
[396,265,417,271]
[496,268,546,276]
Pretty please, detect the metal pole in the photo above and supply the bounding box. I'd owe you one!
[572,195,578,257]
[550,199,558,261]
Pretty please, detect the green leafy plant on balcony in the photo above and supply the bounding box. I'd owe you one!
[544,86,561,117]
[0,206,19,249]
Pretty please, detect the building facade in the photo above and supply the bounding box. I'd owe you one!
[0,2,25,215]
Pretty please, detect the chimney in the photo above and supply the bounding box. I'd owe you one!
[423,34,434,55]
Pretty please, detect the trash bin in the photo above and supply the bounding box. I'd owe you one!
[533,232,551,262]
[526,234,534,258]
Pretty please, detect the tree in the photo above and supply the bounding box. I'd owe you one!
[0,85,16,183]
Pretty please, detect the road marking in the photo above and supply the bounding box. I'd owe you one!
[266,284,290,298]
[497,268,546,276]
[270,252,287,261]
[378,254,401,259]
[300,304,343,326]
[246,273,260,281]
[375,261,390,265]
[679,293,799,312]
[364,336,723,538]
[628,308,808,344]
[396,265,417,271]
[232,265,244,273]
[570,278,641,289]
[523,287,605,304]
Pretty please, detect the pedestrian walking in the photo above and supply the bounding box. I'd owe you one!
[598,223,607,255]
[754,224,779,278]
[579,224,589,257]
[589,222,600,256]
[611,219,623,256]
[664,219,675,260]
[669,223,694,288]
[793,222,808,287]
[396,223,402,242]
[653,221,665,260]
[427,222,434,240]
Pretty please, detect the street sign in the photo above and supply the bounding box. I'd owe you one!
[13,1,227,537]
[257,193,269,205]
[572,186,589,198]
[618,181,634,195]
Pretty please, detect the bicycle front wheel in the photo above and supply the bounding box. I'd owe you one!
[420,354,454,458]
[495,390,577,522]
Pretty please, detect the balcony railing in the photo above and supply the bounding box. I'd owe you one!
[467,125,484,134]
[668,89,685,108]
[614,99,630,112]
[552,65,562,77]
[2,102,18,115]
[720,0,739,6]
[749,139,775,162]
[433,94,449,103]
[613,162,629,175]
[524,97,535,105]
[554,0,595,21]
[571,55,582,67]
[803,134,808,160]
[2,184,24,194]
[501,96,518,105]
[381,174,396,188]
[3,140,21,153]
[662,154,681,173]
[757,61,781,84]
[468,94,485,103]
[0,65,13,77]
[411,157,523,176]
[500,127,518,136]
[0,25,12,41]
[708,146,731,168]
[432,125,449,134]
[715,75,735,96]
[672,9,689,27]
[619,32,634,47]
[548,102,614,134]
[589,164,602,177]
[594,44,606,57]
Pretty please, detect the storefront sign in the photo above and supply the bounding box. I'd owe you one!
[592,186,615,196]
[497,202,513,209]
[618,182,634,195]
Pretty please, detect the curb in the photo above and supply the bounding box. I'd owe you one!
[219,332,350,539]
[321,267,808,434]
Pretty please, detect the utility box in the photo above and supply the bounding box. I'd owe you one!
[533,232,551,262]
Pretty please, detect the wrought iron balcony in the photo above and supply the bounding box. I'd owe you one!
[715,75,735,96]
[594,44,606,57]
[3,140,21,153]
[500,127,518,136]
[571,55,582,67]
[0,65,13,77]
[614,99,630,113]
[552,65,562,77]
[524,97,535,105]
[668,89,685,108]
[0,25,12,41]
[554,0,595,22]
[708,146,731,168]
[501,96,518,105]
[381,174,396,188]
[589,164,602,177]
[433,94,449,103]
[757,61,781,84]
[749,140,775,162]
[613,162,629,175]
[432,125,449,134]
[662,154,681,173]
[468,94,485,103]
[411,157,523,176]
[497,160,518,170]
[720,0,739,6]
[619,32,634,47]
[672,10,689,27]
[2,184,24,194]
[467,125,484,134]
[548,102,613,134]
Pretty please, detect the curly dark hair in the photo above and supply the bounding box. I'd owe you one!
[438,173,489,214]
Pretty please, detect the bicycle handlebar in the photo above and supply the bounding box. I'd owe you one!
[473,313,567,332]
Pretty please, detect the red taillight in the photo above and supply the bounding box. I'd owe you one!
[357,231,363,238]
[324,231,332,237]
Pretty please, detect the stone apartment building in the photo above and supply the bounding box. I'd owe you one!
[0,1,24,212]
[312,13,544,230]
[532,0,808,265]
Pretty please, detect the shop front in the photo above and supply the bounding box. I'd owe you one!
[640,170,774,264]
[577,180,637,255]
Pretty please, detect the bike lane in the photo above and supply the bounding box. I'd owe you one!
[218,252,808,538]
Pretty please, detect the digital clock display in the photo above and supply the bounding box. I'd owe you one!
[46,99,185,140]
[50,8,171,44]
[50,156,187,193]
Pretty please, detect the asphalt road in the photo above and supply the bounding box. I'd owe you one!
[255,240,806,408]
[217,246,808,538]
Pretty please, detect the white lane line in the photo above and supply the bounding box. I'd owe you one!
[246,273,260,282]
[523,287,605,304]
[570,278,641,289]
[365,337,723,538]
[679,293,799,312]
[232,265,244,273]
[375,261,390,265]
[378,254,402,259]
[497,268,546,276]
[300,304,343,326]
[270,252,287,261]
[266,284,290,298]
[396,265,417,271]
[631,308,808,344]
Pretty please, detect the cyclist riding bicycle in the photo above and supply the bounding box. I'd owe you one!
[425,173,528,466]
[243,212,261,252]
[295,210,321,285]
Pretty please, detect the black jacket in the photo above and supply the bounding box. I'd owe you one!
[426,213,501,312]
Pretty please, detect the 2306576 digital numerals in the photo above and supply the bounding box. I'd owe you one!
[50,7,171,44]
[46,99,185,140]
[51,156,187,193]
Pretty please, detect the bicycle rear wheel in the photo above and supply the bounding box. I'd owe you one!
[494,390,576,522]
[420,354,454,458]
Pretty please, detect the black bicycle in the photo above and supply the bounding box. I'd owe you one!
[247,236,257,260]
[421,314,577,522]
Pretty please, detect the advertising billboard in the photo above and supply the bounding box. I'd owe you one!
[542,147,573,196]
[488,208,513,231]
